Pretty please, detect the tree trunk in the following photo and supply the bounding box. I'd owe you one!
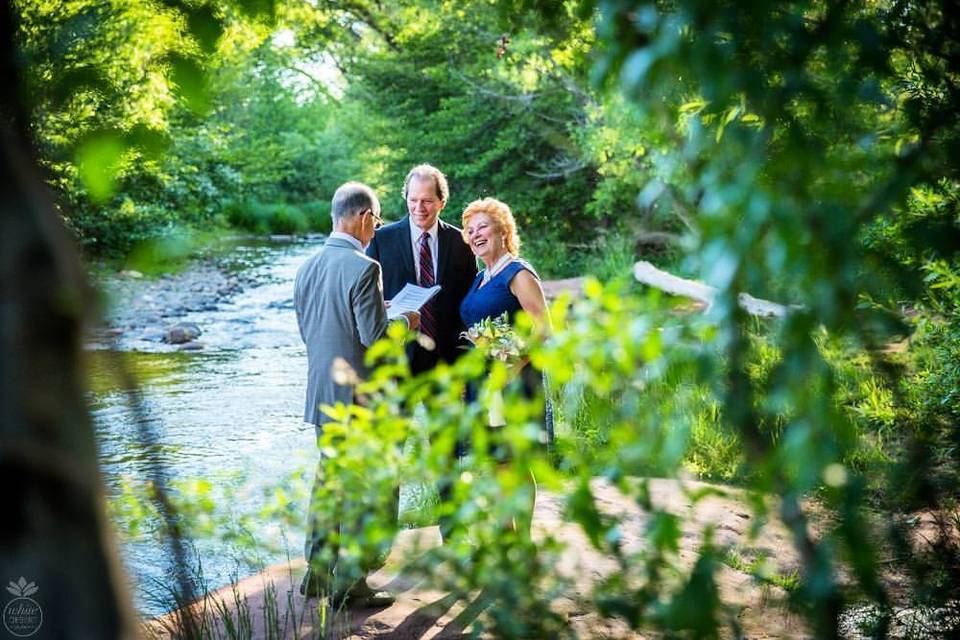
[0,5,136,637]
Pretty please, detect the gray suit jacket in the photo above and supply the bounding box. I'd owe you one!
[294,237,389,426]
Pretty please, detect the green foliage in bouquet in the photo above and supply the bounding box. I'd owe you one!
[461,312,527,363]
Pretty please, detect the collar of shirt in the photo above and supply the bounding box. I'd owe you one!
[329,231,364,252]
[408,216,439,244]
[482,252,515,285]
[408,216,439,283]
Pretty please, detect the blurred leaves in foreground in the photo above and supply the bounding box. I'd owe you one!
[42,0,959,636]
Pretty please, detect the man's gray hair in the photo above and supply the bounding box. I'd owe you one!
[331,181,378,225]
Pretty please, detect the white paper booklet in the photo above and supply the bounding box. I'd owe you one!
[386,283,441,319]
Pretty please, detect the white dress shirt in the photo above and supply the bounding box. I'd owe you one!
[408,217,439,284]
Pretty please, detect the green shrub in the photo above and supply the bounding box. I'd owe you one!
[223,200,310,235]
[67,198,178,257]
[579,232,640,284]
[265,203,309,235]
[300,200,333,234]
[909,315,960,424]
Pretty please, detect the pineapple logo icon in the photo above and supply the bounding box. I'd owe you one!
[3,578,42,637]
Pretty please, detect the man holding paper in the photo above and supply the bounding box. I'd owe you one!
[386,282,442,320]
[366,164,477,542]
[367,164,477,375]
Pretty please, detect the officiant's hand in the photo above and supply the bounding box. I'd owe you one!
[401,310,420,330]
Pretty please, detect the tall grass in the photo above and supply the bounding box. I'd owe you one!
[141,556,367,639]
[222,200,332,236]
[524,229,644,281]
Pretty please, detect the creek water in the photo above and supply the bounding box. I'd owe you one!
[89,237,324,617]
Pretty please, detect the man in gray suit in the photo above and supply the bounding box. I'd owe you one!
[294,181,419,606]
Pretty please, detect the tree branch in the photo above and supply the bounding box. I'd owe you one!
[283,64,339,102]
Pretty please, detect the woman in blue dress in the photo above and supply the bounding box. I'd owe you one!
[460,198,551,342]
[459,197,553,536]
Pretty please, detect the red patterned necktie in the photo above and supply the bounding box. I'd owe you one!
[418,232,437,340]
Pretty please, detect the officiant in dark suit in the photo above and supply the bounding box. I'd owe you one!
[366,164,477,542]
[366,164,477,375]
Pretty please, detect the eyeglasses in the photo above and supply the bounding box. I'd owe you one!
[365,209,383,229]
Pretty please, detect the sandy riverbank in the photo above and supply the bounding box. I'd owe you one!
[144,477,814,639]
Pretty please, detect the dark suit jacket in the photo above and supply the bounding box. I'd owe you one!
[367,215,478,374]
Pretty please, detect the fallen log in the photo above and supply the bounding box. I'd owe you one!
[632,261,797,318]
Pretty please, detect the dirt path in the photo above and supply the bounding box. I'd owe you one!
[145,477,811,639]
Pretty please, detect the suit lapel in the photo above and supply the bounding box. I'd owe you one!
[436,220,454,285]
[397,216,417,283]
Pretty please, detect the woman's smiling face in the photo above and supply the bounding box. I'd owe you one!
[464,212,503,262]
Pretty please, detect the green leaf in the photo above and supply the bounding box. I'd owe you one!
[76,133,126,202]
[679,99,708,114]
[168,54,210,113]
[647,511,681,554]
[235,0,276,21]
[567,478,608,549]
[186,6,224,54]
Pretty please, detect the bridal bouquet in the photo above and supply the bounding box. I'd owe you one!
[460,312,526,362]
[461,313,526,426]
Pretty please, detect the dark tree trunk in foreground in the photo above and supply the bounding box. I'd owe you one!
[0,6,136,637]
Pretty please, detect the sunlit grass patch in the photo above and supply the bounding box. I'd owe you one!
[721,547,801,593]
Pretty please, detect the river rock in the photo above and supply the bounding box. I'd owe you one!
[140,327,167,342]
[165,322,202,344]
[177,341,205,351]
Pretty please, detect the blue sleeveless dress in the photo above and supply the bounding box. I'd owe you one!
[459,260,554,448]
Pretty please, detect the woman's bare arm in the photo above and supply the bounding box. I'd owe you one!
[510,269,552,334]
